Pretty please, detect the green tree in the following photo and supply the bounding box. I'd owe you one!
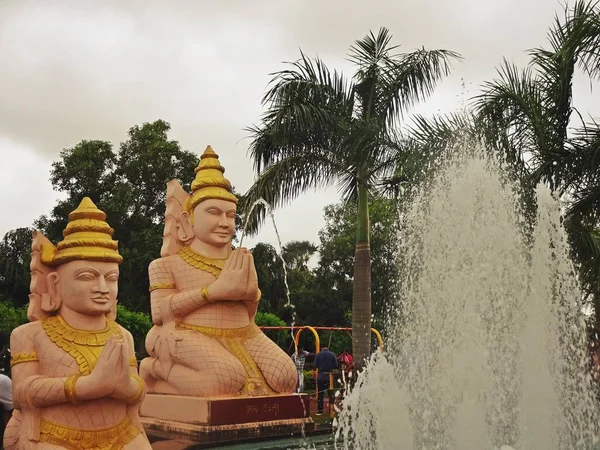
[251,243,288,315]
[473,0,600,326]
[242,28,460,367]
[115,304,152,356]
[0,228,34,307]
[36,120,198,311]
[315,197,399,329]
[282,240,318,271]
[255,311,290,349]
[0,300,28,345]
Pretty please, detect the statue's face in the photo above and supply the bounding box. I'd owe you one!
[192,198,236,248]
[55,260,119,316]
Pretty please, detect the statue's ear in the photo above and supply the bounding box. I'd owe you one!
[43,272,61,313]
[177,211,194,243]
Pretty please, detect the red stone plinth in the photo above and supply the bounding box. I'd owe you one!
[140,393,310,426]
[141,394,315,447]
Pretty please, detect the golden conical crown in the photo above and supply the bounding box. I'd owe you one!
[41,197,122,266]
[186,145,238,212]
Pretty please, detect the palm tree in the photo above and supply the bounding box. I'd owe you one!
[241,27,460,367]
[476,0,600,326]
[411,1,600,327]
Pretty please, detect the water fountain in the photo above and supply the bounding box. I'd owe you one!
[335,150,600,450]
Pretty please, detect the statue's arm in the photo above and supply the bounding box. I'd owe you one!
[149,258,224,320]
[148,259,177,325]
[10,326,75,409]
[168,287,215,318]
[10,326,119,408]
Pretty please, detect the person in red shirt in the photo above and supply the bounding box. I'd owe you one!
[338,348,354,381]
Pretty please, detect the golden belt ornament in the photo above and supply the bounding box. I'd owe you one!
[177,322,274,396]
[39,416,140,450]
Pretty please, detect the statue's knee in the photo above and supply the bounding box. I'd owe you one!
[262,359,297,393]
[139,358,153,381]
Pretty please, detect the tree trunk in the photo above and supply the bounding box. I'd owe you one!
[352,182,372,370]
[594,285,600,332]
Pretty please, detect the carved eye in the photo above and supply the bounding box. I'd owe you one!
[105,274,119,282]
[76,273,95,281]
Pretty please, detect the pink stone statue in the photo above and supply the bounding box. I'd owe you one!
[3,198,152,450]
[139,146,297,397]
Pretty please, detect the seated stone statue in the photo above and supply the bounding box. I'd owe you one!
[139,146,297,397]
[3,198,152,450]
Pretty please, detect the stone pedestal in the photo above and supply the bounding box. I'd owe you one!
[140,393,313,447]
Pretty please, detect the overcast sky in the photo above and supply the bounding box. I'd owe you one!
[1,0,599,252]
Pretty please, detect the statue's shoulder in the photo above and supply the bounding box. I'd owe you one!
[150,254,181,268]
[12,320,43,336]
[10,320,44,350]
[148,254,182,284]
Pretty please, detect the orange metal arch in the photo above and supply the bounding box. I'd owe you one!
[294,326,321,353]
[371,328,384,352]
[277,325,383,353]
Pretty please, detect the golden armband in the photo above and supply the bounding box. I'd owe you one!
[149,283,176,292]
[201,286,213,303]
[10,352,39,367]
[125,375,145,404]
[64,374,82,405]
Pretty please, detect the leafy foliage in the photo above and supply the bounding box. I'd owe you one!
[0,228,34,307]
[0,300,28,346]
[254,311,290,349]
[242,28,460,231]
[242,27,459,365]
[36,120,198,312]
[314,197,400,328]
[115,304,152,355]
[474,1,600,318]
[251,196,399,333]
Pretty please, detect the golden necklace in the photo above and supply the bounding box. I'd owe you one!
[41,315,122,375]
[177,246,226,277]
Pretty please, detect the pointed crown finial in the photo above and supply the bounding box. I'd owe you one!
[40,197,123,266]
[186,145,238,212]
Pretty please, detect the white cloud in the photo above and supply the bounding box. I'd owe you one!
[0,0,599,253]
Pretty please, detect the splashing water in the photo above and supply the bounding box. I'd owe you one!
[239,199,311,434]
[239,199,292,307]
[239,199,296,331]
[335,153,600,449]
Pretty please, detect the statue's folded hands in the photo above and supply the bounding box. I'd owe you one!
[4,198,152,450]
[139,146,298,398]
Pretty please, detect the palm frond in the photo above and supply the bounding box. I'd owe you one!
[247,52,354,174]
[239,154,346,236]
[374,138,435,199]
[377,48,462,124]
[475,59,551,180]
[547,0,600,81]
[409,112,480,148]
[564,215,600,292]
[347,27,398,69]
[556,121,600,193]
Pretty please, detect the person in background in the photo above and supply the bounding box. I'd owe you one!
[313,346,338,415]
[0,372,13,446]
[291,346,312,393]
[338,347,354,380]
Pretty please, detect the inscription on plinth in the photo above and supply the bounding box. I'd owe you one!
[210,395,310,425]
[140,394,310,427]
